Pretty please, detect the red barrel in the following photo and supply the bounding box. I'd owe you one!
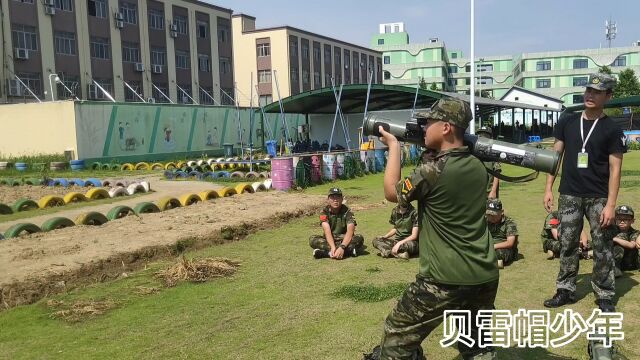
[271,157,294,190]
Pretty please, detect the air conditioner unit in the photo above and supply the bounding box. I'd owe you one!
[43,0,55,6]
[115,12,124,21]
[44,6,56,15]
[152,65,163,74]
[87,84,99,99]
[8,79,23,96]
[116,20,124,29]
[170,30,178,38]
[134,63,145,72]
[14,48,29,60]
[147,97,156,103]
[170,24,178,32]
[429,37,439,43]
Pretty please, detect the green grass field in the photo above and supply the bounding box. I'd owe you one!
[1,152,639,359]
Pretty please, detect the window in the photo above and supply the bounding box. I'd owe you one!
[478,77,493,85]
[613,56,626,67]
[54,31,76,55]
[217,24,229,42]
[257,43,270,57]
[383,56,390,64]
[259,95,272,107]
[302,70,310,84]
[573,76,588,87]
[122,42,140,63]
[451,53,457,59]
[54,0,73,11]
[198,54,210,72]
[88,0,107,18]
[301,43,309,60]
[119,2,137,25]
[448,66,458,74]
[178,85,192,103]
[90,78,113,100]
[573,58,588,69]
[289,37,298,57]
[536,61,551,71]
[90,37,110,59]
[465,78,471,85]
[200,87,214,105]
[572,94,584,104]
[125,81,142,102]
[383,71,390,80]
[148,9,164,30]
[290,68,298,82]
[377,39,384,45]
[313,71,321,88]
[12,0,34,3]
[477,64,493,72]
[175,50,189,69]
[221,88,234,105]
[219,57,230,74]
[324,45,331,65]
[394,25,400,32]
[465,65,471,72]
[313,47,320,62]
[11,24,38,51]
[153,84,169,103]
[15,72,42,95]
[197,21,208,39]
[151,47,166,66]
[258,70,271,83]
[174,15,187,35]
[384,25,391,33]
[536,78,551,88]
[56,75,79,99]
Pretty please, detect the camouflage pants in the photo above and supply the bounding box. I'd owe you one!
[308,233,365,251]
[372,237,419,257]
[543,239,562,256]
[613,245,639,271]
[379,275,499,360]
[495,248,517,265]
[557,195,616,300]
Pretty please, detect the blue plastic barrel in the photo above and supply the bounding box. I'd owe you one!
[70,159,85,171]
[15,162,27,172]
[374,149,386,172]
[265,140,277,157]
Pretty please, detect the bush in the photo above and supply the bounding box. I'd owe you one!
[628,142,640,151]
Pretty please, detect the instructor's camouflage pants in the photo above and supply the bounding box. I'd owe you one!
[557,195,615,300]
[372,237,419,257]
[379,275,499,360]
[309,233,365,251]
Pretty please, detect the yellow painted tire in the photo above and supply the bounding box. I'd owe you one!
[85,188,110,200]
[156,197,181,211]
[164,162,177,170]
[121,163,134,171]
[63,192,88,204]
[216,187,237,198]
[75,211,109,226]
[38,195,65,209]
[135,162,150,171]
[151,162,164,170]
[234,183,254,194]
[198,190,219,201]
[176,161,186,169]
[179,193,201,206]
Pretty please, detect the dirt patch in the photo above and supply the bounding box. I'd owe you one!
[0,185,102,205]
[0,191,325,309]
[155,257,240,287]
[47,298,117,322]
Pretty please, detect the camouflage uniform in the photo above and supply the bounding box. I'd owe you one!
[309,205,364,252]
[613,227,639,271]
[378,98,499,360]
[372,205,419,258]
[483,161,501,198]
[541,211,562,255]
[488,215,519,265]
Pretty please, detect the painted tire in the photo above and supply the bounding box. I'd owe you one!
[251,182,267,192]
[85,178,103,187]
[163,170,175,180]
[201,172,215,180]
[188,171,203,180]
[216,187,237,198]
[49,162,67,171]
[201,164,212,172]
[24,178,44,186]
[230,171,245,178]
[206,158,217,166]
[234,183,254,194]
[133,202,161,214]
[114,180,130,187]
[0,203,13,215]
[91,162,102,170]
[216,171,230,178]
[259,171,270,179]
[75,212,109,226]
[182,166,193,173]
[108,187,127,198]
[0,179,11,186]
[179,193,201,206]
[156,197,181,211]
[68,178,86,187]
[151,163,164,170]
[38,195,65,208]
[101,163,111,170]
[126,183,145,195]
[85,188,109,200]
[4,223,41,238]
[121,163,134,171]
[174,170,188,178]
[198,190,219,201]
[196,159,206,166]
[245,171,260,179]
[10,179,21,187]
[139,181,150,192]
[135,162,150,171]
[49,178,69,187]
[263,179,272,190]
[63,192,88,204]
[110,164,121,171]
[102,179,114,187]
[106,205,136,220]
[186,160,197,167]
[164,162,177,170]
[41,217,75,231]
[192,166,204,173]
[175,161,186,169]
[12,198,39,212]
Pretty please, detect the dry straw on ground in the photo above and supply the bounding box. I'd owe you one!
[47,298,116,322]
[155,257,240,287]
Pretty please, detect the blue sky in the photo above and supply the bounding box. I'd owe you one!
[206,0,640,57]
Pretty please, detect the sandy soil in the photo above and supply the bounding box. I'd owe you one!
[0,185,100,205]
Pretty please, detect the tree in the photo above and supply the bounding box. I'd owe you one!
[418,78,427,90]
[599,66,612,75]
[429,83,438,91]
[613,68,640,99]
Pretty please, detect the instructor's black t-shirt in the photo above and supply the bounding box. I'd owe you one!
[554,112,625,198]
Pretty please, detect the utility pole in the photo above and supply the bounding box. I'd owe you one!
[605,17,617,48]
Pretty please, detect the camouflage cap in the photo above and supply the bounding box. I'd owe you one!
[586,73,616,91]
[415,98,473,129]
[486,198,503,215]
[477,127,493,138]
[328,187,343,196]
[615,205,634,217]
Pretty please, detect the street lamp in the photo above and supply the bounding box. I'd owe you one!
[48,73,59,101]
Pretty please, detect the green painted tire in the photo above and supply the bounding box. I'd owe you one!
[75,212,109,226]
[133,202,161,215]
[0,203,13,215]
[41,217,75,231]
[91,162,102,170]
[106,205,136,220]
[4,223,41,238]
[12,198,39,212]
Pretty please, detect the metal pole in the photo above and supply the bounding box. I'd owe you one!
[92,79,115,102]
[272,69,291,145]
[327,81,343,153]
[12,75,42,103]
[176,84,198,104]
[255,84,274,140]
[57,78,80,101]
[48,74,57,101]
[411,78,420,118]
[233,82,244,159]
[152,83,173,103]
[362,70,374,126]
[198,86,218,105]
[469,0,476,134]
[330,78,351,151]
[249,74,254,171]
[123,80,146,102]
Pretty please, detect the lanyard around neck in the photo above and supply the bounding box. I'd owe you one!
[580,111,600,153]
